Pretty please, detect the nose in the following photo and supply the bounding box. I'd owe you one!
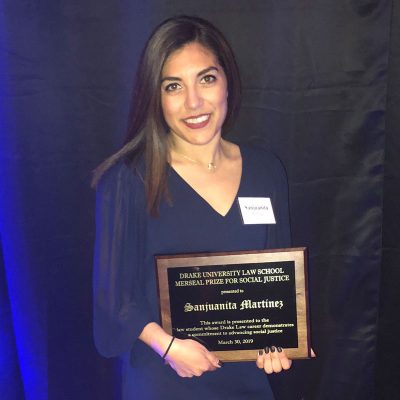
[184,85,203,110]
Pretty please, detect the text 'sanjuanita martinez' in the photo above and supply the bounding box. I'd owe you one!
[184,299,284,313]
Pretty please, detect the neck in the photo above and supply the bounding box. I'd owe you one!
[168,135,224,167]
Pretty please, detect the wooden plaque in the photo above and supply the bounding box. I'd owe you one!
[156,247,311,362]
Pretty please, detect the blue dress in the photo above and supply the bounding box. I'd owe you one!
[93,145,291,400]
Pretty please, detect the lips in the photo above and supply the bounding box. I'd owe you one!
[182,113,211,129]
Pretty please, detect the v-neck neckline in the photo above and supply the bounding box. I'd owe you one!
[169,145,244,218]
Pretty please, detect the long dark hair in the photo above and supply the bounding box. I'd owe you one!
[92,15,241,215]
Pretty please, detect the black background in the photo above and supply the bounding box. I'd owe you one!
[0,1,399,399]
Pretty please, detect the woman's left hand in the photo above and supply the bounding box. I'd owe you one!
[256,346,292,374]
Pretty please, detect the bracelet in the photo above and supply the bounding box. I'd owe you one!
[162,336,175,361]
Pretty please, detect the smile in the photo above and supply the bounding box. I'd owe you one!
[183,114,211,129]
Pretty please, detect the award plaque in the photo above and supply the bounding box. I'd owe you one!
[155,248,311,362]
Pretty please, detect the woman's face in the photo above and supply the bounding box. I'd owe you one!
[160,42,228,147]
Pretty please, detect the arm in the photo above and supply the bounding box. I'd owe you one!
[93,163,153,357]
[93,163,222,375]
[262,150,293,373]
[260,151,316,374]
[266,150,291,249]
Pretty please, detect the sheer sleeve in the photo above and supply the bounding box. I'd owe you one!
[268,152,292,248]
[93,162,153,357]
[260,149,292,249]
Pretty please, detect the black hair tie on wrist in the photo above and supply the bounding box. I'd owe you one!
[162,336,176,361]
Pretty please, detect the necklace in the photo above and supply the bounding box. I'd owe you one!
[175,152,217,171]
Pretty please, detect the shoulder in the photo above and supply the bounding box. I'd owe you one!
[240,143,287,178]
[95,160,144,200]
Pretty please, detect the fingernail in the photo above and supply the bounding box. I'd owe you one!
[258,350,263,356]
[264,347,270,354]
[270,346,276,353]
[218,360,224,367]
[277,347,282,353]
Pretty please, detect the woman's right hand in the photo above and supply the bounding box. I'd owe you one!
[139,322,220,377]
[165,338,221,378]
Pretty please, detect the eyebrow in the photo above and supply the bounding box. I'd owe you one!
[161,66,219,83]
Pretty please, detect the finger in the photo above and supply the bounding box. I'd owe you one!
[208,363,218,372]
[177,369,193,378]
[270,346,283,373]
[311,348,317,358]
[204,358,218,372]
[263,347,274,374]
[169,360,196,378]
[256,350,264,369]
[277,347,292,370]
[205,351,222,370]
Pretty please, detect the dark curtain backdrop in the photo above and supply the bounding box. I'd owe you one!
[377,0,400,398]
[0,1,398,399]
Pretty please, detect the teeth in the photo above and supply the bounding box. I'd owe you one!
[185,114,209,124]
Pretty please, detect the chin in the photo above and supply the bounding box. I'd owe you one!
[183,126,223,145]
[186,134,220,146]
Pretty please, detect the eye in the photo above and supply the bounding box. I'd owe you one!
[164,82,181,92]
[201,74,217,84]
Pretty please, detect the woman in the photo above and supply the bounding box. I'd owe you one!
[93,15,294,399]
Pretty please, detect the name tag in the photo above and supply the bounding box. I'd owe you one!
[238,197,276,225]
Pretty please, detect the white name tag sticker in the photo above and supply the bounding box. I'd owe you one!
[238,197,276,225]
